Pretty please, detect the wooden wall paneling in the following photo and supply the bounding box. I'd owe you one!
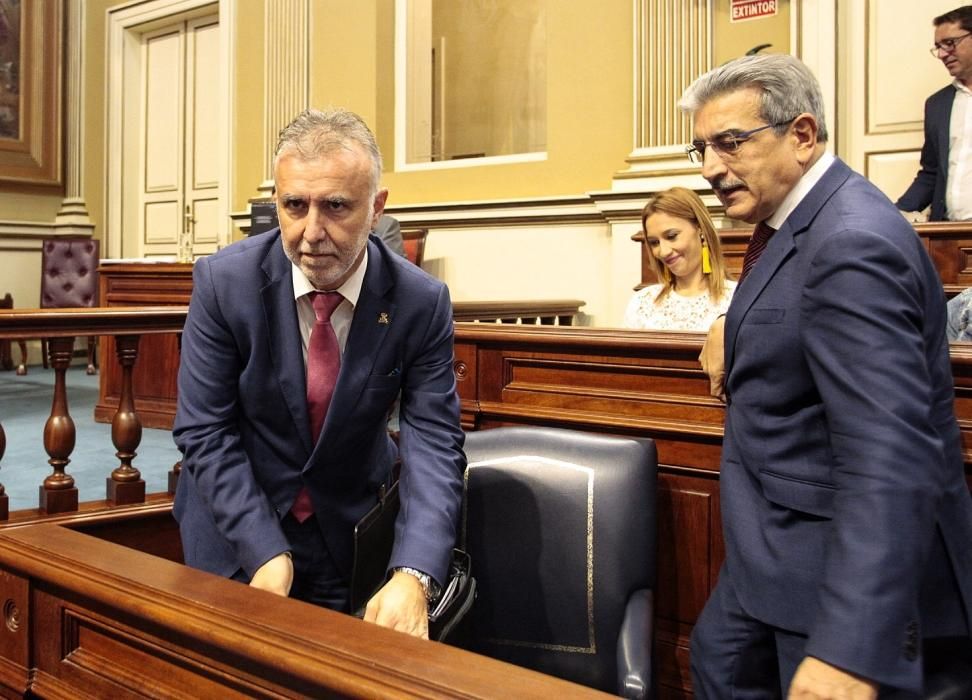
[0,568,30,696]
[96,263,193,428]
[921,222,972,296]
[654,470,720,698]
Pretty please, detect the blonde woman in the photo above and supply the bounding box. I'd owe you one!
[623,187,736,331]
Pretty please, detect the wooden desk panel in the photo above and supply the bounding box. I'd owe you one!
[454,323,972,699]
[95,263,192,428]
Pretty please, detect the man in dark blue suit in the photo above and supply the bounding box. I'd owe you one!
[686,54,972,697]
[173,108,465,639]
[897,5,972,221]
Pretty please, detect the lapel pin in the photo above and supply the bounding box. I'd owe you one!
[378,312,390,325]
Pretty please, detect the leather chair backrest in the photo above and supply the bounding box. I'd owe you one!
[401,228,427,267]
[462,426,657,693]
[40,238,99,309]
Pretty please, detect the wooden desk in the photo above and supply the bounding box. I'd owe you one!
[0,524,606,699]
[95,263,192,428]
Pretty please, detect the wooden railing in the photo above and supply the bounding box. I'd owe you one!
[0,307,188,516]
[453,299,585,325]
[0,302,583,516]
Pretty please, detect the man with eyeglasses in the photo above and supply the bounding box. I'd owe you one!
[683,53,972,699]
[897,5,972,221]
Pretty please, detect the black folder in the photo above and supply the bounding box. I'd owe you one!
[350,479,476,642]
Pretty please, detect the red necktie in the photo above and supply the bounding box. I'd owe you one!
[739,221,777,283]
[291,290,344,522]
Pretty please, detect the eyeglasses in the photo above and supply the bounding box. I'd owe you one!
[930,32,971,56]
[686,118,796,164]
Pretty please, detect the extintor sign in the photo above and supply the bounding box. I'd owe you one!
[730,0,778,22]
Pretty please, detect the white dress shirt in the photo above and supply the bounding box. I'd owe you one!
[947,80,972,221]
[291,247,369,368]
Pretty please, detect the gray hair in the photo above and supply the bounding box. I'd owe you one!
[273,107,383,192]
[679,54,829,143]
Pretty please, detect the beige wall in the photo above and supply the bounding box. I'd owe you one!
[433,0,546,160]
[0,2,958,329]
[714,0,791,65]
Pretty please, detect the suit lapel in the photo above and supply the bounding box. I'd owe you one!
[316,239,396,444]
[936,89,954,176]
[724,158,852,375]
[260,238,314,457]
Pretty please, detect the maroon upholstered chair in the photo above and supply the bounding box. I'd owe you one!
[38,238,100,375]
[401,228,428,267]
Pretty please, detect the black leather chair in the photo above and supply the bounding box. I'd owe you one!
[461,426,657,699]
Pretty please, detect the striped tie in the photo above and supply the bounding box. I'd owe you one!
[739,221,776,283]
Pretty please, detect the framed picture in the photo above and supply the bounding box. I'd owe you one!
[0,0,61,186]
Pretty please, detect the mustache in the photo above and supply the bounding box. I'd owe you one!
[710,177,745,193]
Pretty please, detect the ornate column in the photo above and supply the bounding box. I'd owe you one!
[259,0,311,192]
[54,0,94,236]
[597,0,714,327]
[614,0,712,192]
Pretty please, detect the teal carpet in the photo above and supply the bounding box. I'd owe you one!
[0,365,180,512]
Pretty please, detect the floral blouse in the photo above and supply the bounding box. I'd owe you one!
[622,281,737,332]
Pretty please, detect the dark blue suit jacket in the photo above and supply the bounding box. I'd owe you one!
[173,231,465,587]
[896,85,954,221]
[722,158,972,692]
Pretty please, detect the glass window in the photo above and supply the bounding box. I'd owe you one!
[397,0,547,168]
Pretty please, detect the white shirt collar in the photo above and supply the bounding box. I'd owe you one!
[766,150,836,230]
[290,244,369,307]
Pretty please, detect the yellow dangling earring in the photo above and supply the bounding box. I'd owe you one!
[701,238,712,275]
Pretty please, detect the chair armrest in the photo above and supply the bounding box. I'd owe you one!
[616,588,653,699]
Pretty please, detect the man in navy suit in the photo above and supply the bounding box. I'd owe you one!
[173,108,465,639]
[897,5,972,221]
[687,54,972,697]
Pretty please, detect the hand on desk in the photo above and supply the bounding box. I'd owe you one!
[788,657,877,700]
[249,552,294,597]
[363,570,429,639]
[700,315,727,402]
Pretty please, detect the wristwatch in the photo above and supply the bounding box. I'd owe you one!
[394,566,442,604]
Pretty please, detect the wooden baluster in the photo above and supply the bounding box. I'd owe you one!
[40,337,79,513]
[107,334,146,504]
[0,420,8,519]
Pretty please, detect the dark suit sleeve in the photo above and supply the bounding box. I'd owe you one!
[896,94,940,213]
[374,215,405,257]
[388,282,465,586]
[799,228,947,685]
[174,257,290,577]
